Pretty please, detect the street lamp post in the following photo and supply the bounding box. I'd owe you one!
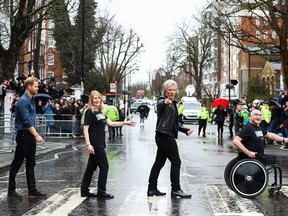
[81,0,85,94]
[228,32,231,101]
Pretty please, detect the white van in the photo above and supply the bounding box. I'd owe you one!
[181,97,201,122]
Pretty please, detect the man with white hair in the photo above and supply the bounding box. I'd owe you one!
[147,79,193,198]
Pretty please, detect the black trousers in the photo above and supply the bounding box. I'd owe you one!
[8,131,37,193]
[148,133,181,191]
[216,121,225,135]
[81,148,109,194]
[198,119,207,135]
[229,120,234,137]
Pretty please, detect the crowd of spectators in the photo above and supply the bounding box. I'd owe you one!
[228,92,288,146]
[0,75,128,138]
[1,75,83,116]
[0,75,86,137]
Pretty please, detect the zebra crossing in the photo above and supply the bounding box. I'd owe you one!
[1,185,287,215]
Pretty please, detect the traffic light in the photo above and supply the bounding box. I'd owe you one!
[230,79,238,85]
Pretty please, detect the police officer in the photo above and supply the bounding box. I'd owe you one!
[178,101,184,125]
[260,101,271,131]
[198,102,210,137]
[105,100,119,140]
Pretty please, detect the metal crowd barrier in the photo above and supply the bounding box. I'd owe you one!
[0,113,15,153]
[0,113,82,153]
[40,114,82,138]
[36,115,47,150]
[0,114,48,153]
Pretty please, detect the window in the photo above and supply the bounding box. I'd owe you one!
[48,34,54,47]
[256,31,260,39]
[48,53,54,65]
[255,18,260,26]
[47,71,54,78]
[264,31,268,39]
[48,20,54,29]
[272,31,276,39]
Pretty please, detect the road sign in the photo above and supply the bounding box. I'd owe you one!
[110,83,116,93]
[185,85,195,96]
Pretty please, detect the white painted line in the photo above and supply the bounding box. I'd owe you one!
[118,187,168,216]
[37,180,67,183]
[0,191,7,200]
[280,186,288,196]
[22,188,88,216]
[205,185,264,216]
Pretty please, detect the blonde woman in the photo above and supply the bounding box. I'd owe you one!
[81,90,136,198]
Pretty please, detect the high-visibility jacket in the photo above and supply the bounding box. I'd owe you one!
[105,105,119,121]
[198,106,210,121]
[261,106,271,123]
[178,104,184,115]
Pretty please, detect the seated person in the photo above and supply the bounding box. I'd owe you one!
[233,109,287,165]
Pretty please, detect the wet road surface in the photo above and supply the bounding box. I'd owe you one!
[1,109,288,215]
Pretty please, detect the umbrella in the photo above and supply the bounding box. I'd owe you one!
[212,98,230,108]
[81,94,89,104]
[269,99,281,108]
[274,88,284,92]
[34,93,52,101]
[231,99,240,106]
[280,95,288,105]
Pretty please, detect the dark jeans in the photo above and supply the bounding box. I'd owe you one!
[108,126,115,139]
[8,131,37,193]
[81,148,109,194]
[148,133,181,191]
[198,119,207,135]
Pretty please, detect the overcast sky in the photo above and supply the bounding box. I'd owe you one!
[97,0,209,83]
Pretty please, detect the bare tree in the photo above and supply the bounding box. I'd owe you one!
[0,0,60,80]
[167,17,216,99]
[210,0,288,88]
[95,14,144,90]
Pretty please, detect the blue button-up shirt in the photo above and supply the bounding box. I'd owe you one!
[15,92,36,132]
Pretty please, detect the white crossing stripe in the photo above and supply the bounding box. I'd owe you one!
[280,186,288,197]
[205,185,264,216]
[22,188,87,216]
[118,187,168,216]
[3,185,288,215]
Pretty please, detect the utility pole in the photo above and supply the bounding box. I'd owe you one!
[81,0,85,94]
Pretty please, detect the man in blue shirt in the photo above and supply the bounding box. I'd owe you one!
[7,76,46,199]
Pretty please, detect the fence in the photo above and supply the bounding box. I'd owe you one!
[43,114,82,138]
[0,113,15,153]
[0,113,82,153]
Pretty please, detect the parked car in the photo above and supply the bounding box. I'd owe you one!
[181,97,201,123]
[130,101,141,114]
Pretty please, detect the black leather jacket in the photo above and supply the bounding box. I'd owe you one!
[155,96,190,138]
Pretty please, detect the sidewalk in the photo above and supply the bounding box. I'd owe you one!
[0,138,80,172]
